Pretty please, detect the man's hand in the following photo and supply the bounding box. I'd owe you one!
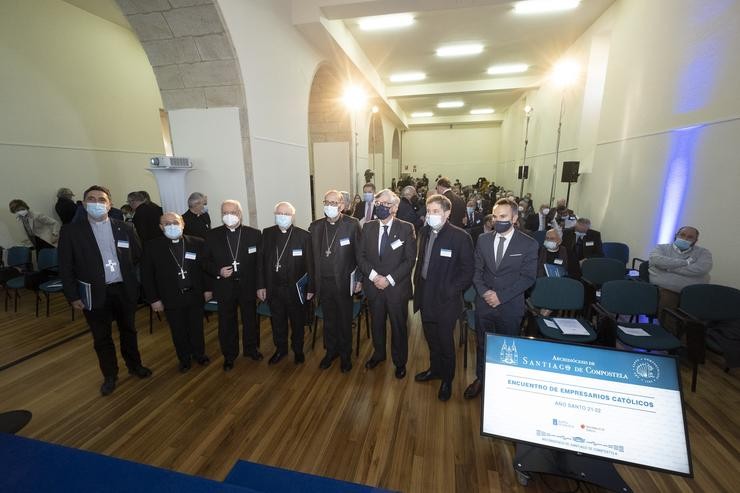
[483,289,501,308]
[71,299,85,310]
[257,288,267,301]
[306,292,314,301]
[373,275,390,290]
[151,300,164,312]
[220,266,234,278]
[204,291,213,302]
[354,282,363,294]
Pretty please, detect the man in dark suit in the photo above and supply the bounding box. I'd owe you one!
[128,191,163,244]
[465,198,538,400]
[397,185,424,230]
[413,194,474,401]
[182,192,211,239]
[142,212,210,373]
[464,198,485,229]
[561,218,603,277]
[257,201,313,365]
[55,187,77,224]
[435,177,466,228]
[357,189,417,379]
[58,185,152,396]
[309,190,362,373]
[537,228,573,278]
[352,182,377,226]
[202,199,263,371]
[525,204,553,232]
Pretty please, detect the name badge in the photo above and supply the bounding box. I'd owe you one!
[185,252,196,260]
[117,240,129,249]
[248,246,257,254]
[440,248,452,258]
[390,239,403,250]
[292,249,303,256]
[585,241,594,247]
[554,259,564,265]
[339,238,350,246]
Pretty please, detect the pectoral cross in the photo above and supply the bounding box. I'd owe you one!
[232,260,240,272]
[179,267,187,280]
[275,261,281,272]
[325,248,331,257]
[105,259,117,272]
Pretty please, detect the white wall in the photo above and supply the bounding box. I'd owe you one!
[496,0,740,287]
[217,0,323,229]
[403,126,501,185]
[0,0,164,247]
[313,142,350,221]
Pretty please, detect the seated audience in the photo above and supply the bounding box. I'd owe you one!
[8,199,59,255]
[537,228,572,277]
[464,198,484,229]
[561,218,603,278]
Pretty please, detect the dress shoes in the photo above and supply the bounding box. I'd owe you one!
[178,361,191,374]
[464,379,483,400]
[268,351,287,365]
[364,357,384,369]
[244,350,264,361]
[438,381,452,402]
[340,359,352,373]
[128,366,153,378]
[100,376,118,396]
[223,360,234,372]
[196,355,210,366]
[319,353,337,370]
[414,369,440,382]
[395,366,407,379]
[294,353,305,364]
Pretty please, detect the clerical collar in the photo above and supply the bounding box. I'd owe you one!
[171,238,180,243]
[280,225,292,234]
[228,226,240,233]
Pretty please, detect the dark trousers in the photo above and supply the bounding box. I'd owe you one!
[217,286,259,361]
[320,277,353,361]
[475,304,523,380]
[368,293,408,367]
[421,317,456,382]
[82,283,142,378]
[164,303,206,364]
[269,285,305,354]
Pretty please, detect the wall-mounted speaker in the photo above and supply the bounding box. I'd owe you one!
[561,161,579,183]
[517,165,529,180]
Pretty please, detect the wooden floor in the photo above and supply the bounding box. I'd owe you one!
[1,289,738,492]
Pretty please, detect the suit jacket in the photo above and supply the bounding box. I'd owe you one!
[58,218,142,309]
[443,190,467,229]
[141,235,205,309]
[132,201,164,244]
[308,214,362,298]
[561,228,604,261]
[55,197,77,225]
[473,229,538,316]
[182,210,211,239]
[396,197,424,230]
[413,222,474,320]
[464,210,484,229]
[352,201,375,222]
[258,225,312,302]
[202,224,262,301]
[357,218,417,301]
[537,245,572,278]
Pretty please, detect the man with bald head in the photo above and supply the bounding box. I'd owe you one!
[203,199,264,371]
[141,212,210,372]
[258,201,313,365]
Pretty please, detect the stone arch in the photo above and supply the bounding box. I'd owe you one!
[113,0,256,223]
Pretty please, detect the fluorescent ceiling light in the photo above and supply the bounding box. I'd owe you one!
[470,108,495,115]
[389,72,426,83]
[437,101,464,109]
[487,63,529,75]
[436,43,483,57]
[514,0,580,15]
[359,14,414,31]
[411,111,433,118]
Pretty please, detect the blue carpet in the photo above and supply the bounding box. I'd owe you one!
[0,433,257,493]
[224,460,397,493]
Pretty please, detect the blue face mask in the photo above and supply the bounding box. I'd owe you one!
[364,192,374,203]
[86,202,107,219]
[374,204,391,220]
[494,220,512,233]
[275,214,292,230]
[674,238,692,251]
[164,224,182,240]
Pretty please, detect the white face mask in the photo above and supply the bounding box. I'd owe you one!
[164,224,183,240]
[542,208,550,215]
[426,214,444,230]
[15,209,29,217]
[544,240,558,251]
[323,205,339,219]
[222,213,240,228]
[275,214,292,230]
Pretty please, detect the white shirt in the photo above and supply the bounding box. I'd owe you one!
[494,227,515,261]
[368,218,396,286]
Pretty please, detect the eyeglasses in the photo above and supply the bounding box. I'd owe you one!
[323,201,340,207]
[374,202,393,208]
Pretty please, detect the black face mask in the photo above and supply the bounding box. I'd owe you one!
[374,204,391,220]
[494,221,512,233]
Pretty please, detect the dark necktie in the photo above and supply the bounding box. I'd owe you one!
[495,236,505,268]
[379,225,389,259]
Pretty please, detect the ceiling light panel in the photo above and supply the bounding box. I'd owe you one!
[359,14,415,31]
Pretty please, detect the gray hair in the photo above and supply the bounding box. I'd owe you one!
[57,188,74,199]
[576,217,591,226]
[221,199,243,215]
[401,185,416,198]
[375,188,399,206]
[274,201,296,215]
[127,191,147,203]
[188,192,205,207]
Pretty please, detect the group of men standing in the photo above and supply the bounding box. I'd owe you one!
[59,183,542,403]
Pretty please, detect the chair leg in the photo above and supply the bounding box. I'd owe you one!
[691,362,698,392]
[312,318,318,350]
[149,307,153,334]
[463,322,468,369]
[35,292,40,317]
[45,292,50,317]
[14,290,20,312]
[355,318,360,357]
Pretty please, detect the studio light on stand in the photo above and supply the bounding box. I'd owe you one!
[548,59,579,206]
[519,105,533,198]
[342,85,367,195]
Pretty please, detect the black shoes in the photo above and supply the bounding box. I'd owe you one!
[340,359,352,373]
[128,366,153,378]
[223,360,234,371]
[268,351,287,365]
[364,357,384,369]
[244,350,264,361]
[294,353,305,364]
[464,379,483,399]
[395,366,407,379]
[414,369,440,382]
[319,354,337,370]
[438,381,452,402]
[100,376,117,396]
[196,355,210,366]
[178,361,191,374]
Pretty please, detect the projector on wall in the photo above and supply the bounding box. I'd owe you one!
[149,156,192,168]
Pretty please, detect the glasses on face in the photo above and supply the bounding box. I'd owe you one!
[375,201,393,208]
[323,201,340,207]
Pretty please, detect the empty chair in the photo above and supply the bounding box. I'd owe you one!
[527,277,597,343]
[602,242,629,266]
[312,294,369,356]
[532,229,547,246]
[2,246,33,312]
[581,257,628,309]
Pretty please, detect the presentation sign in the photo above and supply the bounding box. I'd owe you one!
[482,335,692,476]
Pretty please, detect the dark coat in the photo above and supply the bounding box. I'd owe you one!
[357,218,417,301]
[202,224,262,301]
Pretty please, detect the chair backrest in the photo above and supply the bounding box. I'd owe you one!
[581,257,626,286]
[638,260,650,282]
[602,242,629,266]
[680,284,740,321]
[7,246,31,268]
[530,277,584,311]
[463,286,476,304]
[37,248,58,271]
[600,280,658,316]
[533,230,547,245]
